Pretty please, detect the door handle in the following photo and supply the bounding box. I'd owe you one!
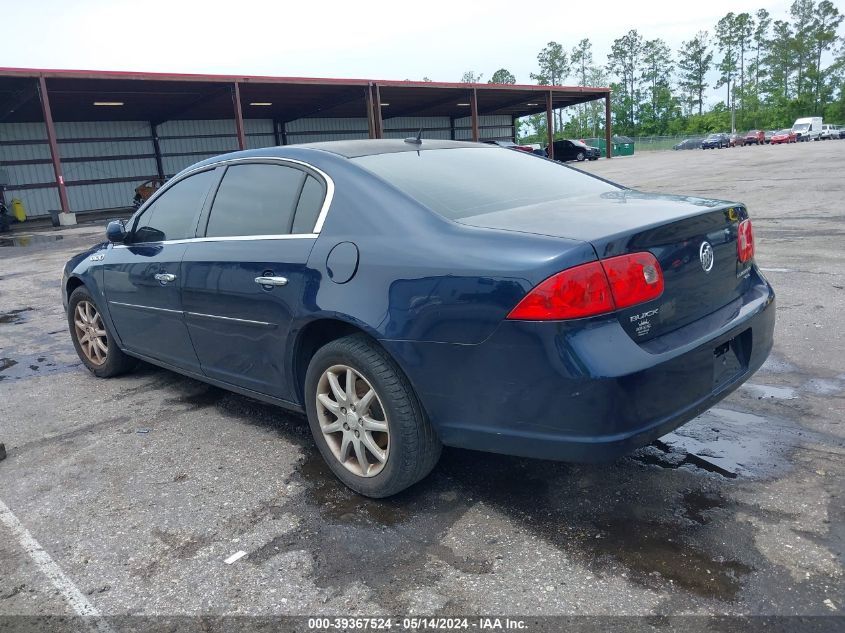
[154,273,176,284]
[254,276,288,287]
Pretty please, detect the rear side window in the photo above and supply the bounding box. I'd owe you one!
[352,147,617,221]
[291,175,325,234]
[205,164,305,238]
[132,169,216,242]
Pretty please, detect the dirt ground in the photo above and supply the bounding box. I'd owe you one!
[0,140,843,625]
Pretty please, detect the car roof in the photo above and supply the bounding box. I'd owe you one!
[180,139,495,174]
[296,139,487,157]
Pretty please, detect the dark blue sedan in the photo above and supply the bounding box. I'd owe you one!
[62,140,775,497]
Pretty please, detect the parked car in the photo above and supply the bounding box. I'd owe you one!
[770,129,797,144]
[701,133,729,149]
[673,138,702,150]
[820,124,838,140]
[729,133,747,147]
[482,139,533,152]
[549,138,601,161]
[792,116,823,141]
[62,140,775,497]
[764,130,775,144]
[744,130,765,145]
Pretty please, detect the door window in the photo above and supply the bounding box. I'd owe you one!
[205,164,306,238]
[291,175,326,234]
[132,169,216,243]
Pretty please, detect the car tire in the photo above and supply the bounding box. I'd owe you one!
[68,286,138,378]
[304,333,442,498]
[576,152,585,161]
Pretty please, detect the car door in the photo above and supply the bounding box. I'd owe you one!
[180,160,327,401]
[103,168,219,372]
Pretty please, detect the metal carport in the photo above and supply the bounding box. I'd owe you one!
[0,68,612,220]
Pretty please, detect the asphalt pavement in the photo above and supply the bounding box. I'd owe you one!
[0,139,842,625]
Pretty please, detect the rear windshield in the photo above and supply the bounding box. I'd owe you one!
[351,147,617,220]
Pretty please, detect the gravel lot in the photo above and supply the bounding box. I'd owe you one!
[1,140,843,623]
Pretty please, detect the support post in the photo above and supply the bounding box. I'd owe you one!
[150,122,165,179]
[512,114,518,142]
[232,82,246,150]
[373,83,383,139]
[365,85,376,139]
[546,90,554,160]
[605,92,613,159]
[37,76,70,215]
[470,88,480,142]
[272,120,281,146]
[449,116,456,140]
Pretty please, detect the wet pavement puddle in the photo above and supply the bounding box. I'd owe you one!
[0,234,64,247]
[740,382,799,400]
[0,307,33,324]
[642,407,803,479]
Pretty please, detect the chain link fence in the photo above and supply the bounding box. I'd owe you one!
[629,135,705,152]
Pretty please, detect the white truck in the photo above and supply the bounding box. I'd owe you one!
[792,116,823,142]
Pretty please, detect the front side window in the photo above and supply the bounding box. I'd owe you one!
[205,164,305,238]
[132,169,216,243]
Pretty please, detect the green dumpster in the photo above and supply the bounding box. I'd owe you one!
[586,136,635,157]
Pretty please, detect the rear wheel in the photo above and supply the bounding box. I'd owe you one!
[304,334,441,498]
[68,286,137,378]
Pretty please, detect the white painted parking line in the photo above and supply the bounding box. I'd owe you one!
[0,497,115,633]
[224,550,247,564]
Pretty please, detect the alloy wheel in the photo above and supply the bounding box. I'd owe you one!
[316,364,389,477]
[73,300,108,366]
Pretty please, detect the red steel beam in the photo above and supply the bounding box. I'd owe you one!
[546,90,554,160]
[605,91,613,159]
[232,82,246,150]
[0,66,612,94]
[470,88,479,142]
[37,76,70,214]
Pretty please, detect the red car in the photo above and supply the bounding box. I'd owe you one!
[770,129,797,144]
[744,130,765,145]
[729,133,747,147]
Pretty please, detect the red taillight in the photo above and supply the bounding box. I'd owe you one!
[737,219,754,263]
[506,261,614,320]
[601,252,665,309]
[507,252,664,320]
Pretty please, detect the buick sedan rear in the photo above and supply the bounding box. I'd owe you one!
[62,140,775,497]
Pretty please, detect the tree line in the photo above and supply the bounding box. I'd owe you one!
[459,0,844,141]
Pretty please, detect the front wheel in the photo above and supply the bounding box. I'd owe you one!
[304,334,441,498]
[576,151,585,161]
[68,286,138,377]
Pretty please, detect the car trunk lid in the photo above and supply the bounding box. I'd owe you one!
[458,190,753,341]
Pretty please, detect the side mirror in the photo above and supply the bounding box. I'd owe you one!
[106,220,127,243]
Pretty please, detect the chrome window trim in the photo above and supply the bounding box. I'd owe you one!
[127,155,335,246]
[113,233,318,248]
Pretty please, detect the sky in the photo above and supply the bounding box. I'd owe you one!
[2,0,837,107]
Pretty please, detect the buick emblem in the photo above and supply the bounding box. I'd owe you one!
[699,241,714,272]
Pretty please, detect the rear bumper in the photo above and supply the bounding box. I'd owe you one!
[383,271,775,462]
